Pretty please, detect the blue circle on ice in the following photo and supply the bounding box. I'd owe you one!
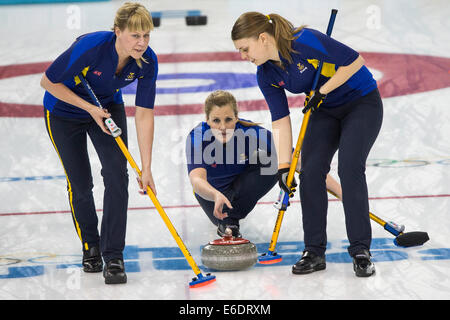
[121,72,257,94]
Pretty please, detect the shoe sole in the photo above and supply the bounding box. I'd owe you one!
[83,259,103,273]
[292,263,326,275]
[354,268,376,277]
[104,274,127,284]
[83,267,103,273]
[354,264,376,277]
[217,231,242,238]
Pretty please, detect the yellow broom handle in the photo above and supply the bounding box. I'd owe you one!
[268,210,286,252]
[287,108,312,186]
[268,109,312,252]
[368,212,385,227]
[114,136,202,276]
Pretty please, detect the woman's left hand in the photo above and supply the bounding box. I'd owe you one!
[137,168,156,196]
[302,90,326,114]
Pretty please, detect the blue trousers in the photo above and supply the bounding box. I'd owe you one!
[44,103,128,263]
[300,89,383,257]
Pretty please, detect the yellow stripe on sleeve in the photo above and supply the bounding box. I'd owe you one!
[74,66,90,85]
[307,59,336,78]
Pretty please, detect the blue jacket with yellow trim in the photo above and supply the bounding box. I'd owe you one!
[257,28,377,121]
[186,120,275,192]
[43,31,158,118]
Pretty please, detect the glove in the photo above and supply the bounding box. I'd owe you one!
[302,90,326,114]
[277,167,298,198]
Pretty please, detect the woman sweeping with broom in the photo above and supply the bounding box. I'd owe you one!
[231,12,383,277]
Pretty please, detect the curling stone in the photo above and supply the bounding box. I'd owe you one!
[201,228,258,271]
[152,16,161,28]
[186,15,207,26]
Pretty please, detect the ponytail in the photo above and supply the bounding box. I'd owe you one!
[268,13,305,64]
[231,12,306,64]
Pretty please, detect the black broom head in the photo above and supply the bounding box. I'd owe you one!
[394,231,429,247]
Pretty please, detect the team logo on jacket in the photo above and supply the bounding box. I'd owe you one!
[297,63,307,73]
[93,70,102,76]
[126,72,135,81]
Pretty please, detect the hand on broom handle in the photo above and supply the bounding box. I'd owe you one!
[77,73,216,288]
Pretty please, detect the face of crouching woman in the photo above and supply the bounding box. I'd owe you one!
[205,91,239,144]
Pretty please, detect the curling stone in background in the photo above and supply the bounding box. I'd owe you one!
[185,15,207,26]
[201,228,258,271]
[152,16,161,27]
[150,10,207,28]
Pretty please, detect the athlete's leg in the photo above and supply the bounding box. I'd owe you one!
[299,110,340,256]
[44,109,100,250]
[337,89,383,257]
[88,103,129,263]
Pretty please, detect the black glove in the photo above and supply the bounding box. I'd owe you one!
[277,167,298,198]
[302,90,326,114]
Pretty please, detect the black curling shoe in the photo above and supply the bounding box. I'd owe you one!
[353,250,376,277]
[103,259,127,284]
[217,224,242,238]
[82,246,103,273]
[292,251,326,275]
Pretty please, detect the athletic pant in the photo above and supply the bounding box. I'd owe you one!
[195,163,278,227]
[300,89,383,257]
[44,103,128,263]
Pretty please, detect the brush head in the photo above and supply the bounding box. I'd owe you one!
[189,273,216,288]
[258,252,283,264]
[394,231,430,247]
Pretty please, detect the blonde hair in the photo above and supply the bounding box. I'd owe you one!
[113,2,154,68]
[205,90,258,127]
[231,12,305,65]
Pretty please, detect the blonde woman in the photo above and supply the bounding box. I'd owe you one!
[40,2,158,284]
[232,12,382,277]
[186,90,278,238]
[186,90,344,240]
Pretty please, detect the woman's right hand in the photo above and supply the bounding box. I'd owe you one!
[213,191,233,221]
[88,105,112,135]
[39,74,113,135]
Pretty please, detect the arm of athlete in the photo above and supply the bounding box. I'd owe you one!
[40,73,111,134]
[271,115,293,170]
[188,168,233,220]
[318,55,365,95]
[135,106,156,195]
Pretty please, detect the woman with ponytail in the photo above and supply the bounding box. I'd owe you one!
[232,12,382,277]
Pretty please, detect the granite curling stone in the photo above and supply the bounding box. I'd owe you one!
[201,228,258,271]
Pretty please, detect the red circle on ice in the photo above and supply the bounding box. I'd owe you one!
[0,52,449,117]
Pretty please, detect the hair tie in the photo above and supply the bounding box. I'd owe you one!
[266,14,272,23]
